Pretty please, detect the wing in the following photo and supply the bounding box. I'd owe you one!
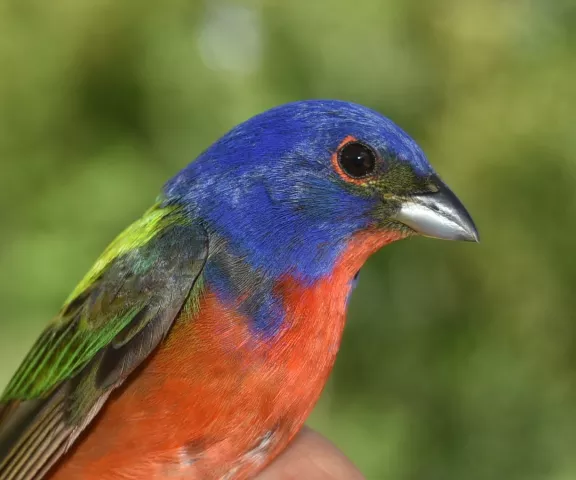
[0,204,208,480]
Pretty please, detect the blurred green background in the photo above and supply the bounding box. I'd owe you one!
[1,0,575,478]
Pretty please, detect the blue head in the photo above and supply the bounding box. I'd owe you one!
[165,100,477,284]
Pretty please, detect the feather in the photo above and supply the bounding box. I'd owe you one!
[0,205,208,480]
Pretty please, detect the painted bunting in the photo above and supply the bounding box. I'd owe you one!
[0,100,478,480]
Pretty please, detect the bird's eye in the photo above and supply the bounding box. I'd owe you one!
[337,142,377,179]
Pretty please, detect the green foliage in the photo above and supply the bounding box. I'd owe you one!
[0,0,575,478]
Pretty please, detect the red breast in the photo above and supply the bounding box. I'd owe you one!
[49,230,404,479]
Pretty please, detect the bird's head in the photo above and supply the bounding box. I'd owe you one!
[165,100,478,282]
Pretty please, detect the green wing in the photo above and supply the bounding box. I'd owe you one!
[0,204,208,480]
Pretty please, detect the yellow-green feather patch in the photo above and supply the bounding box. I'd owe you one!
[63,204,178,308]
[1,204,206,404]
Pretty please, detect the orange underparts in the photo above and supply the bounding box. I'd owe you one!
[50,229,406,480]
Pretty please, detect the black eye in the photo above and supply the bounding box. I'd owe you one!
[338,142,377,179]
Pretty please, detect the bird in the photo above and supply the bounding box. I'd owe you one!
[0,100,478,480]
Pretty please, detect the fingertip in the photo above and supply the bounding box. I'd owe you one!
[257,426,364,480]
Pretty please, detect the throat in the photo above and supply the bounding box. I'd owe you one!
[271,229,406,349]
[203,229,406,342]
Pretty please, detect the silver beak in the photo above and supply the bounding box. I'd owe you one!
[392,175,479,242]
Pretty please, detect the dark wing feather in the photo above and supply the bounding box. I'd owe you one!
[0,206,208,480]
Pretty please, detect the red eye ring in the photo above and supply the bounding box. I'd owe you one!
[331,136,378,185]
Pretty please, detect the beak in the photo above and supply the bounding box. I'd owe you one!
[392,175,479,242]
